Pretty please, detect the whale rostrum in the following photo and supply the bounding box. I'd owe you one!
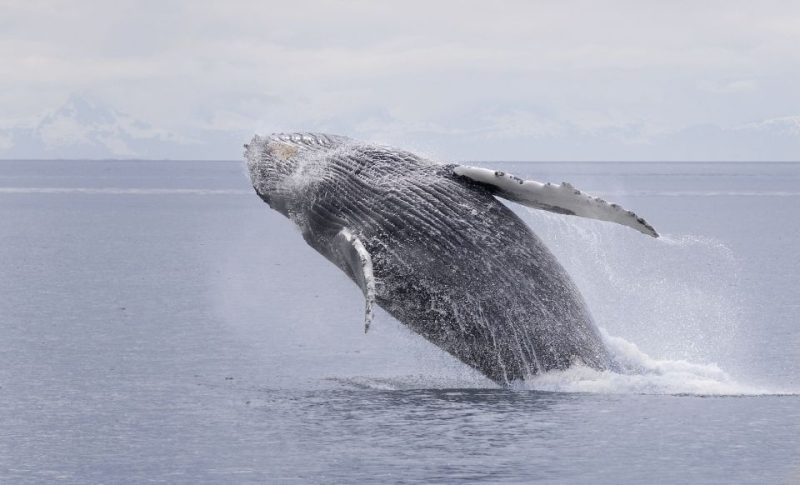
[245,132,658,385]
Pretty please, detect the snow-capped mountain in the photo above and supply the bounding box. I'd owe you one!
[0,96,241,160]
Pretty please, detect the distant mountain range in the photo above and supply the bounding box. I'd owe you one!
[0,96,244,160]
[1,96,798,161]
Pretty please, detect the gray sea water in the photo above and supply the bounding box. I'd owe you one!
[1,159,799,484]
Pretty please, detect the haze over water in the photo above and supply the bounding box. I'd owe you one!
[1,160,799,483]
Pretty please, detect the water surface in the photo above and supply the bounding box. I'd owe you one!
[1,160,798,483]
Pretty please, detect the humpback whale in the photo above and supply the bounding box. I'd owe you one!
[245,133,658,385]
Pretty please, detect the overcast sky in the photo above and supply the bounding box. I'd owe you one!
[1,1,799,160]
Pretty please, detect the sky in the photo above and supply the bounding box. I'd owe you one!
[1,0,799,161]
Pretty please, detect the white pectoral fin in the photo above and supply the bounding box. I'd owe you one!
[333,228,376,333]
[453,165,659,238]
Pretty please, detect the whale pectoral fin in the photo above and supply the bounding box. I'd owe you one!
[452,165,659,238]
[333,228,376,333]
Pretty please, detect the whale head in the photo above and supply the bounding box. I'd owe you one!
[245,133,350,217]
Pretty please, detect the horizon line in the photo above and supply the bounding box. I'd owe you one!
[2,158,799,164]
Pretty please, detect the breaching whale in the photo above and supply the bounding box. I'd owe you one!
[245,133,658,385]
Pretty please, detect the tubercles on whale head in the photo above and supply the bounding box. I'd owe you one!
[244,134,303,217]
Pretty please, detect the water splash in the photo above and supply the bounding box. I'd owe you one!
[522,209,742,366]
[512,208,793,395]
[523,330,782,395]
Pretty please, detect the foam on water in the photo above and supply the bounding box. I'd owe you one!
[523,330,781,395]
[329,334,792,395]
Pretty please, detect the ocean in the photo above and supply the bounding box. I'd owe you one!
[1,159,798,483]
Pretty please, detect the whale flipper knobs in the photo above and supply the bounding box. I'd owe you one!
[452,165,659,238]
[246,132,642,385]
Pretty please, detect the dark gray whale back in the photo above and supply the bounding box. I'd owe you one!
[247,133,615,385]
